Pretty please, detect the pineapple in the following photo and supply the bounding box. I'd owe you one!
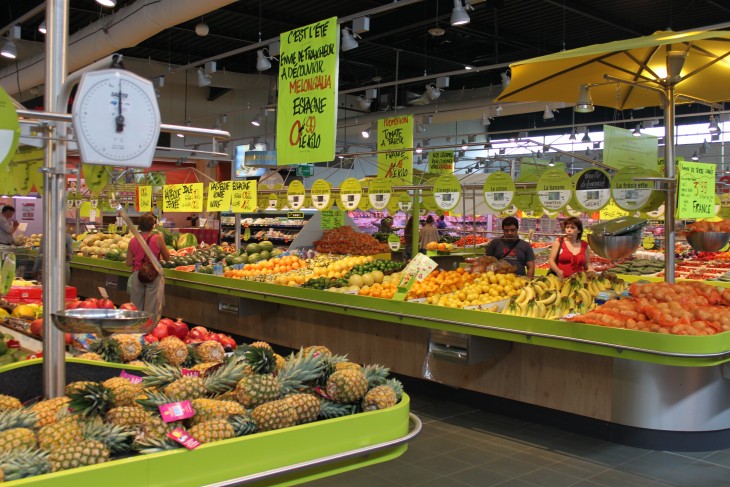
[326,369,369,404]
[106,406,150,430]
[189,419,236,444]
[67,383,114,418]
[335,361,362,372]
[235,374,280,408]
[249,341,273,351]
[196,341,225,363]
[88,338,123,363]
[132,435,179,454]
[0,394,22,411]
[363,364,390,388]
[0,448,52,481]
[283,393,320,424]
[189,398,234,425]
[37,416,83,451]
[76,352,103,361]
[29,397,70,428]
[303,345,332,358]
[127,360,145,367]
[0,408,38,431]
[111,334,142,362]
[139,342,165,365]
[142,363,182,389]
[158,336,188,366]
[318,399,358,419]
[273,353,286,372]
[251,400,297,432]
[82,420,135,454]
[103,377,143,407]
[190,362,220,373]
[0,428,37,453]
[361,385,397,412]
[164,376,207,401]
[137,416,177,442]
[65,381,97,396]
[50,440,109,472]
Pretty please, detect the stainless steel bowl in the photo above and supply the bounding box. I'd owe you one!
[51,309,153,335]
[686,231,730,252]
[587,233,643,260]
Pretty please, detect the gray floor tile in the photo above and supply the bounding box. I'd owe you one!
[588,468,657,487]
[379,463,442,487]
[704,449,730,468]
[493,479,540,487]
[569,481,604,487]
[445,446,500,467]
[306,470,384,487]
[451,466,512,487]
[580,443,654,467]
[654,460,730,487]
[412,453,475,476]
[411,477,471,487]
[480,456,542,478]
[617,451,696,483]
[442,429,493,447]
[509,448,568,467]
[552,457,611,479]
[413,435,469,454]
[516,467,583,487]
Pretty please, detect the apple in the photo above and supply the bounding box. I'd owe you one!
[167,318,189,340]
[97,298,115,310]
[206,333,222,343]
[219,335,237,350]
[143,334,158,343]
[119,302,138,310]
[66,300,82,309]
[30,318,43,337]
[151,322,169,340]
[188,326,208,340]
[78,299,98,309]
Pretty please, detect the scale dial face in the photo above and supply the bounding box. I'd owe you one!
[72,69,160,168]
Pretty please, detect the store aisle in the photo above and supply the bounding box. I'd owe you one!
[308,390,730,487]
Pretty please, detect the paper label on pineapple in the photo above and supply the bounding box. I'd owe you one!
[286,180,306,210]
[387,233,401,251]
[181,368,201,377]
[432,174,461,211]
[159,400,195,422]
[339,177,362,210]
[168,428,201,450]
[483,172,515,211]
[611,166,654,211]
[368,177,393,210]
[120,370,143,384]
[677,160,715,219]
[574,168,611,211]
[310,179,331,210]
[536,169,572,211]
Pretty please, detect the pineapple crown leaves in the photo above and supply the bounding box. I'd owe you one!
[363,364,391,388]
[278,349,327,395]
[203,357,247,395]
[181,344,201,368]
[0,447,52,481]
[82,420,135,454]
[132,436,180,455]
[141,363,182,388]
[318,398,359,420]
[140,343,165,365]
[228,414,257,437]
[135,390,174,413]
[243,346,277,374]
[67,383,115,419]
[88,338,124,364]
[317,353,350,386]
[0,408,38,432]
[385,378,404,401]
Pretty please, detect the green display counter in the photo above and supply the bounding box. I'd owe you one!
[0,359,416,487]
[69,257,730,450]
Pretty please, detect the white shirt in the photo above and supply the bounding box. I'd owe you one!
[0,215,15,245]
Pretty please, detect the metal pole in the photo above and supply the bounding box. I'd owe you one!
[664,85,676,284]
[411,190,420,255]
[42,0,68,398]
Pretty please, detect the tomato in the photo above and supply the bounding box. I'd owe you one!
[119,303,138,310]
[151,322,169,340]
[30,318,43,337]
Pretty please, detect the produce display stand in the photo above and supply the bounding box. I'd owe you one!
[0,359,417,487]
[70,257,730,450]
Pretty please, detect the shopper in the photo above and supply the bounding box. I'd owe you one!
[0,206,19,245]
[436,214,447,236]
[32,233,75,283]
[403,216,415,259]
[375,216,394,234]
[548,216,594,278]
[485,216,535,278]
[418,215,440,253]
[126,213,170,314]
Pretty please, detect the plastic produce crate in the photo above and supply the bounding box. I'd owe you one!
[0,359,415,487]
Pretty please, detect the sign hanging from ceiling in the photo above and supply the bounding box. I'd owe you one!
[677,160,716,219]
[377,115,414,183]
[0,88,21,170]
[603,125,659,172]
[427,151,454,175]
[276,17,339,165]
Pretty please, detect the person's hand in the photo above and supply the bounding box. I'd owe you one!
[554,269,564,279]
[12,221,19,228]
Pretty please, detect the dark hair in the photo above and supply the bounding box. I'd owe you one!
[1,205,14,214]
[438,215,445,221]
[425,215,434,224]
[563,216,583,238]
[502,216,519,229]
[138,213,157,232]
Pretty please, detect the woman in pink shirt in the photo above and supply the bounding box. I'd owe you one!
[126,213,170,313]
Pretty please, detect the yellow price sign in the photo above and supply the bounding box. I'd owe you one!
[162,183,204,212]
[231,180,257,213]
[137,186,152,212]
[207,181,232,212]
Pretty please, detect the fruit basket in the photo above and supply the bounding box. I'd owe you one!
[0,358,416,487]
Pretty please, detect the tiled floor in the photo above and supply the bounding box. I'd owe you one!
[308,390,730,487]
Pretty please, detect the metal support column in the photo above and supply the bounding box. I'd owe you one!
[42,0,69,398]
[664,85,676,284]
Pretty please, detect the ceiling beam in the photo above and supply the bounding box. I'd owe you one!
[539,0,645,37]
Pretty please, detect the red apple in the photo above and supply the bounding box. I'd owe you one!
[143,334,158,343]
[188,326,208,340]
[206,333,221,343]
[151,322,169,340]
[97,298,115,310]
[66,300,82,309]
[119,303,138,310]
[219,335,237,350]
[78,299,98,309]
[30,318,43,337]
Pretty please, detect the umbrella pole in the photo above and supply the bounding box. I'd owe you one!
[663,85,676,284]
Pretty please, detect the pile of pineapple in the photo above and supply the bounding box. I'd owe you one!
[0,341,403,482]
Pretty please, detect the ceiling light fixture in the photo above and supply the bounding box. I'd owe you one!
[38,19,47,34]
[691,151,700,161]
[575,84,594,113]
[548,158,555,167]
[416,119,426,133]
[708,114,721,133]
[341,27,360,52]
[197,68,212,87]
[568,128,577,141]
[96,0,116,7]
[249,137,257,151]
[425,83,441,101]
[450,0,473,26]
[481,112,490,126]
[357,95,372,111]
[1,29,18,60]
[581,127,591,143]
[495,105,503,116]
[461,139,469,151]
[415,143,423,154]
[700,139,709,155]
[256,49,273,71]
[195,21,209,37]
[501,71,511,89]
[632,123,642,137]
[361,124,372,138]
[250,111,262,127]
[543,105,555,120]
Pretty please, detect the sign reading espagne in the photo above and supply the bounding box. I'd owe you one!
[276,17,339,165]
[377,115,413,183]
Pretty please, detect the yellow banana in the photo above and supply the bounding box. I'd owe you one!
[537,291,557,306]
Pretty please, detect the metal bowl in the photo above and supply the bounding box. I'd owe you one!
[686,231,730,252]
[587,232,643,260]
[51,309,153,335]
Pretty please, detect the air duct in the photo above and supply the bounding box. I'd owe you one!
[0,0,236,95]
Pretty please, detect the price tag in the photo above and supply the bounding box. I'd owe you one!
[321,209,344,229]
[231,180,257,213]
[574,168,611,212]
[611,165,656,211]
[206,181,232,212]
[181,368,201,377]
[483,172,516,211]
[536,169,572,211]
[427,151,455,175]
[168,428,201,450]
[387,234,401,251]
[287,180,306,210]
[432,174,462,211]
[339,178,362,211]
[677,160,715,219]
[159,400,196,422]
[97,287,109,299]
[89,210,96,221]
[120,370,143,384]
[368,178,393,210]
[162,183,204,212]
[310,179,332,210]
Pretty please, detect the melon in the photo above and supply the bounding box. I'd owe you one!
[259,250,271,261]
[245,243,261,254]
[348,274,364,288]
[361,273,375,287]
[371,270,384,284]
[247,253,261,263]
[271,248,284,257]
[259,241,274,252]
[176,233,198,250]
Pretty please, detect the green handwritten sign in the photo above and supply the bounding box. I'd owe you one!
[677,160,715,219]
[321,209,344,229]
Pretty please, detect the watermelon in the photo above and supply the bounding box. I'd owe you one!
[247,253,261,263]
[176,233,198,250]
[271,248,283,257]
[153,225,175,247]
[245,243,261,254]
[259,241,274,252]
[259,250,271,261]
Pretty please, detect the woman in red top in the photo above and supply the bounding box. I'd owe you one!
[548,217,594,278]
